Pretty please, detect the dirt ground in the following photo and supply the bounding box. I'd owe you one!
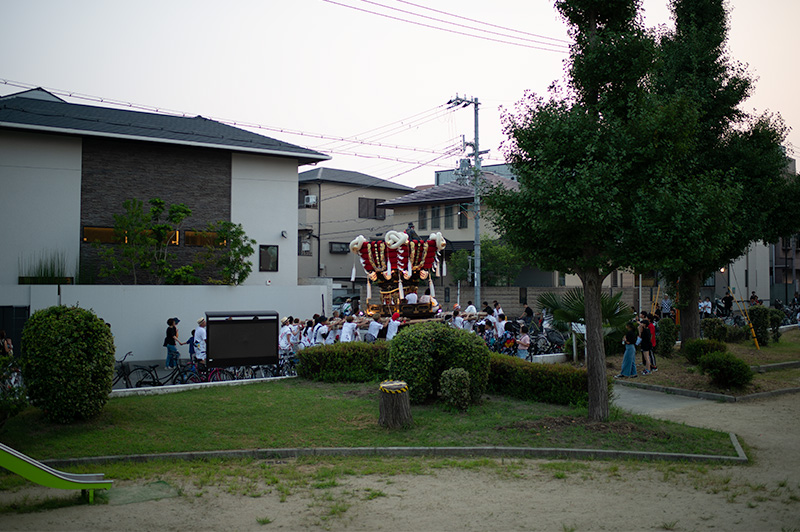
[1,393,798,531]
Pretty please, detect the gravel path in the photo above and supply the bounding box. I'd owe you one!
[1,392,798,531]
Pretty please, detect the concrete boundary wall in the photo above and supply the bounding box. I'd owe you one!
[1,284,327,365]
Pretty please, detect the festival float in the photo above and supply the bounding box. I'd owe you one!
[349,229,447,318]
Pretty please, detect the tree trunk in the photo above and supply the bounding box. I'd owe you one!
[378,381,413,428]
[679,271,703,344]
[580,268,609,422]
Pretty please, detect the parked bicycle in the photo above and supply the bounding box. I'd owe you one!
[260,354,298,378]
[524,325,565,360]
[112,351,155,389]
[124,356,200,388]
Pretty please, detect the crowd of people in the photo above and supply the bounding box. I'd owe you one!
[615,311,658,379]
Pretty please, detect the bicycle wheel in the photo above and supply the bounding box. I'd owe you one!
[209,368,235,382]
[235,366,255,380]
[129,368,156,388]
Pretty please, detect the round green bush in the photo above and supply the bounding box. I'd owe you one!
[440,367,471,411]
[654,318,678,359]
[698,350,753,389]
[20,305,115,423]
[681,338,727,365]
[388,322,490,405]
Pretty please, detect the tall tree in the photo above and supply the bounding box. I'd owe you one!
[485,0,671,421]
[648,0,797,341]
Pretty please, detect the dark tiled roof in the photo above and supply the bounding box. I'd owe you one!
[379,172,518,207]
[0,89,330,165]
[299,167,415,192]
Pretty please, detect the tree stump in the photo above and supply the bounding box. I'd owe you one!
[378,380,413,428]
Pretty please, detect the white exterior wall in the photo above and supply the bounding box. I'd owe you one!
[728,242,771,304]
[231,153,299,287]
[0,131,82,284]
[9,284,325,364]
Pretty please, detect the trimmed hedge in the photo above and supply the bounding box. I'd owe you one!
[698,350,754,389]
[296,341,389,382]
[486,353,611,406]
[388,322,490,405]
[700,317,727,342]
[682,338,727,365]
[20,305,115,423]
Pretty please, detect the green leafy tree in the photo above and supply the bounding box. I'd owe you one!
[99,198,192,284]
[644,0,799,342]
[485,0,671,421]
[480,238,526,287]
[202,221,257,285]
[449,249,471,284]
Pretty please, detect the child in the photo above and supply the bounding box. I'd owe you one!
[517,325,531,360]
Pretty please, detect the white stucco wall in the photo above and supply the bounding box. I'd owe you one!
[231,153,299,287]
[0,130,82,284]
[11,283,325,364]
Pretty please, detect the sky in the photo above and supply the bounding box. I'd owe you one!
[2,0,798,188]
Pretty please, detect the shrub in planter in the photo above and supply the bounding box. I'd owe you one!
[388,322,490,404]
[296,341,389,382]
[654,318,678,359]
[440,367,471,411]
[681,338,727,365]
[20,305,115,423]
[698,350,753,389]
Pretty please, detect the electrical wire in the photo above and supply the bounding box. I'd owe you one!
[321,0,568,53]
[359,0,570,49]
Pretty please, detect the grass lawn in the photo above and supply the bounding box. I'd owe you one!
[0,379,739,464]
[604,328,800,395]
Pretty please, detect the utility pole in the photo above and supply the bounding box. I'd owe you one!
[447,94,486,307]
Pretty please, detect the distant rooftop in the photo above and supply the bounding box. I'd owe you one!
[0,88,330,165]
[379,172,517,208]
[299,167,415,192]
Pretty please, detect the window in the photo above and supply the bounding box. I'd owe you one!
[82,227,178,245]
[430,205,440,229]
[259,245,279,272]
[298,235,312,256]
[444,205,454,229]
[418,206,427,230]
[611,270,619,287]
[458,203,469,229]
[558,272,566,287]
[82,227,116,244]
[185,231,218,247]
[358,198,385,219]
[329,242,349,254]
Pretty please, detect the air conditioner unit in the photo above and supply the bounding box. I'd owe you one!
[304,195,317,207]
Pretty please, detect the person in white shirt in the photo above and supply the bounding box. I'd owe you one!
[367,315,384,342]
[495,313,507,338]
[452,309,464,329]
[405,291,418,304]
[386,312,403,340]
[339,315,359,342]
[194,317,207,364]
[278,317,293,355]
[313,316,330,345]
[493,301,504,318]
[464,301,477,314]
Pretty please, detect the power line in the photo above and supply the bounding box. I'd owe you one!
[321,0,568,53]
[396,0,570,44]
[358,0,570,49]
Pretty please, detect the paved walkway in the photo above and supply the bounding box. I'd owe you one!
[611,383,708,415]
